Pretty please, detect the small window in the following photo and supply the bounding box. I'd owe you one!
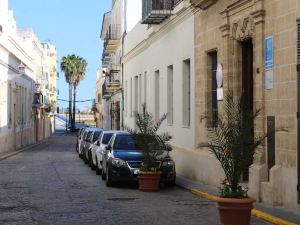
[182,59,190,126]
[155,70,160,121]
[167,65,173,125]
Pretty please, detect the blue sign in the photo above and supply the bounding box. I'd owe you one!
[265,36,273,70]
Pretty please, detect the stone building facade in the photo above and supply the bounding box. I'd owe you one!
[187,0,300,210]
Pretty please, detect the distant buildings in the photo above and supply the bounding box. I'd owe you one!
[0,0,57,153]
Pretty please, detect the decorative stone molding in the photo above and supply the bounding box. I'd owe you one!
[231,17,255,41]
[219,0,265,40]
[219,24,230,37]
[190,0,218,9]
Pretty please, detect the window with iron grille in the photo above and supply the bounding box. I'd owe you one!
[208,51,218,127]
[141,0,174,24]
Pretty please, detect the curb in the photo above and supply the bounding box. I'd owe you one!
[191,188,298,225]
[0,141,46,161]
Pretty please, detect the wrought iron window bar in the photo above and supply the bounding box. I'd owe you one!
[141,0,174,24]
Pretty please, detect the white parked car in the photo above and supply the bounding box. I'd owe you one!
[91,130,116,175]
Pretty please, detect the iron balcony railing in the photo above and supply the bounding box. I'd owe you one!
[102,82,111,99]
[142,0,174,24]
[106,24,121,41]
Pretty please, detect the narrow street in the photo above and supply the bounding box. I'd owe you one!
[0,133,272,225]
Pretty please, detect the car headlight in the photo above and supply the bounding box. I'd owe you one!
[112,158,126,167]
[162,160,175,167]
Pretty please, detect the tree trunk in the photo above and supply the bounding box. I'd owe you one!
[69,83,73,129]
[72,85,77,131]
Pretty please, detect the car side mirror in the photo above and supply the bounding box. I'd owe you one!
[106,145,112,151]
[96,141,100,146]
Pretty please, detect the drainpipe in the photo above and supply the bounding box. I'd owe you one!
[121,0,127,130]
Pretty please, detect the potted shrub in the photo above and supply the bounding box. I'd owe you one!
[129,104,172,192]
[207,92,266,225]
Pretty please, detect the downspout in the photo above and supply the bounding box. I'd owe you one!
[121,0,127,130]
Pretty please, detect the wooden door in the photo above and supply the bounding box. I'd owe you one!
[241,39,254,181]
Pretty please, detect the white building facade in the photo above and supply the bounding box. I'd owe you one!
[0,0,54,153]
[122,0,200,179]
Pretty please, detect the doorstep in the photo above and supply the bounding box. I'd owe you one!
[176,175,300,225]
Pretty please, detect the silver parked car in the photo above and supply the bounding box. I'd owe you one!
[90,130,117,174]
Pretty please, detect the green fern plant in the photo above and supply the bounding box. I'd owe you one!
[128,104,172,172]
[208,92,266,198]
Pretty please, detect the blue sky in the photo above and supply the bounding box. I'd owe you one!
[9,0,111,110]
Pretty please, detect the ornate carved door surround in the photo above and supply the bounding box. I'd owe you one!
[219,0,266,165]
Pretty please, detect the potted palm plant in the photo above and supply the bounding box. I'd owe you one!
[207,92,266,225]
[129,104,172,192]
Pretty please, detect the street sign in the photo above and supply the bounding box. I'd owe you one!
[265,36,273,70]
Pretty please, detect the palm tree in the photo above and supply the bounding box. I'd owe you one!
[60,55,87,131]
[72,56,87,130]
[60,55,75,128]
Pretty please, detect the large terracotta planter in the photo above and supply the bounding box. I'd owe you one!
[216,197,255,225]
[137,171,161,192]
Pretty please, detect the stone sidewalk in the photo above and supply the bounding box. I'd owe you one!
[176,175,300,225]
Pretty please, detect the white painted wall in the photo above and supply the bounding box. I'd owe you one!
[123,15,195,151]
[125,0,142,33]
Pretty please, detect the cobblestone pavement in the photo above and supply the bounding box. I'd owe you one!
[0,134,271,225]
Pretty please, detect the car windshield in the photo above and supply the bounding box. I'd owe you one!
[92,131,102,142]
[113,134,138,150]
[102,133,114,145]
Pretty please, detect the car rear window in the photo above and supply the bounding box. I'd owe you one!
[113,135,137,150]
[86,131,93,140]
[102,133,114,145]
[92,131,102,142]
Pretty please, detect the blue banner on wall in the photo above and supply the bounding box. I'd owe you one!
[265,36,273,70]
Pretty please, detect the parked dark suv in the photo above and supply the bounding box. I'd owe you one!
[101,131,176,187]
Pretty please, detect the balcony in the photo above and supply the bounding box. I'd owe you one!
[190,0,217,9]
[141,0,173,24]
[102,52,111,68]
[102,83,111,99]
[104,24,121,54]
[105,74,121,93]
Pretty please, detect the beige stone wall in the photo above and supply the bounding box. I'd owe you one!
[0,116,52,154]
[0,128,35,153]
[188,0,300,210]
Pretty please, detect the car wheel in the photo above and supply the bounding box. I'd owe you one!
[95,158,101,175]
[106,167,114,187]
[90,151,95,170]
[101,167,106,180]
[84,150,88,164]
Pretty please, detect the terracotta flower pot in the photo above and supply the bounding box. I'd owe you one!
[137,171,161,192]
[216,197,255,225]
